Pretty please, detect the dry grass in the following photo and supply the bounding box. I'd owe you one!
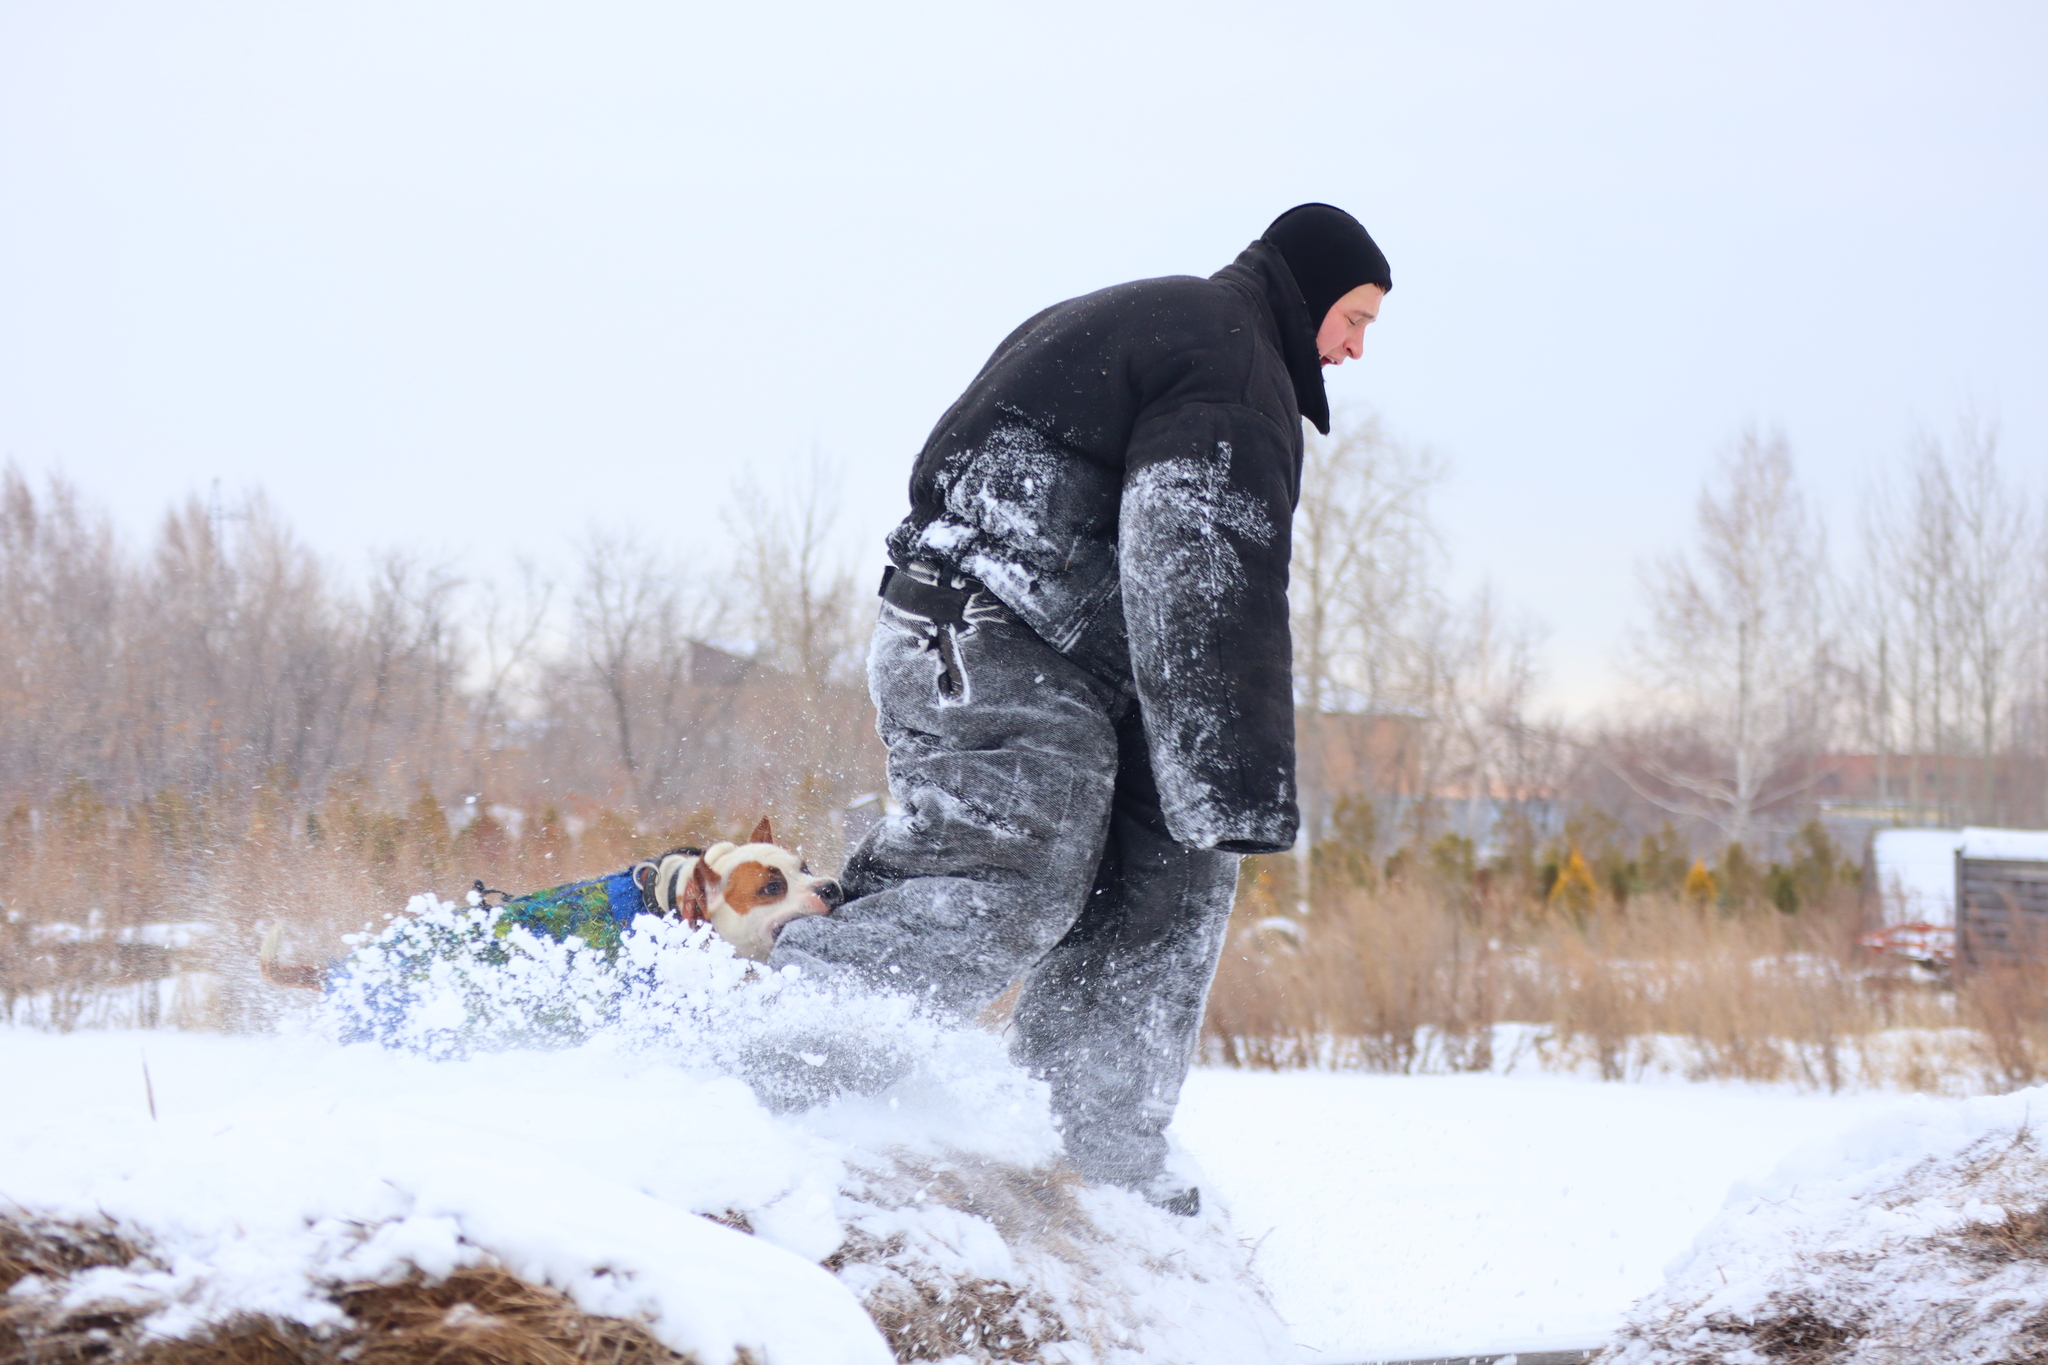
[0,1215,146,1293]
[825,1160,1083,1362]
[1958,956,2048,1090]
[2,1214,156,1363]
[1741,1294,1862,1364]
[840,1249,1066,1365]
[1206,864,2045,1095]
[1,1216,718,1365]
[134,1269,714,1365]
[2000,1314,2048,1365]
[1957,1204,2048,1266]
[9,783,2048,1097]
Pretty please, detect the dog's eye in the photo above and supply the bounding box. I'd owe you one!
[799,861,811,875]
[763,878,785,899]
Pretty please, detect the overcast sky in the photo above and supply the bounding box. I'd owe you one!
[2,1,2043,710]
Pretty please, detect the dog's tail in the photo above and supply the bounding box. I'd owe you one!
[259,923,327,991]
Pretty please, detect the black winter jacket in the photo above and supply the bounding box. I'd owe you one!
[886,241,1325,855]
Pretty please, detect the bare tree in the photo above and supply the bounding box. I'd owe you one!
[717,454,887,848]
[465,557,555,786]
[1289,412,1443,884]
[1939,422,2033,821]
[1623,429,1830,848]
[569,531,693,808]
[0,467,125,797]
[1848,418,2043,824]
[1866,440,1962,817]
[727,454,865,688]
[140,492,366,798]
[1427,587,1545,838]
[358,551,464,775]
[1290,412,1442,718]
[1841,494,1902,807]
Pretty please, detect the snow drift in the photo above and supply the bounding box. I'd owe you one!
[0,899,1294,1365]
[1597,1084,2048,1364]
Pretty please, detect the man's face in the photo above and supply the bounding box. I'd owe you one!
[1317,283,1385,366]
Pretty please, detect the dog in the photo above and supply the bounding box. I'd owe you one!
[653,817,844,960]
[260,816,842,988]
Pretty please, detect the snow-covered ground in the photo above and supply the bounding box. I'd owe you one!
[3,1020,1918,1364]
[1601,1084,2048,1364]
[1177,1069,1905,1361]
[0,898,1988,1364]
[1,903,1302,1365]
[1,1022,1302,1365]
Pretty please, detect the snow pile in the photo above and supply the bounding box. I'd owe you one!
[1598,1085,2048,1364]
[323,895,973,1117]
[0,900,1294,1365]
[1961,827,2048,861]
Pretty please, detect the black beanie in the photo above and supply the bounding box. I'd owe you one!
[1261,203,1391,327]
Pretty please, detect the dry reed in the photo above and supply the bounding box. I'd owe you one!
[8,784,2046,1097]
[1206,861,2042,1096]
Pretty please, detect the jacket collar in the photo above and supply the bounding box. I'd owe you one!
[1212,240,1330,435]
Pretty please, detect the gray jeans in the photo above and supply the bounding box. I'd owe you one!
[769,598,1239,1189]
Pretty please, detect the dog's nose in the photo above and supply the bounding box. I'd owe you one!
[813,879,844,910]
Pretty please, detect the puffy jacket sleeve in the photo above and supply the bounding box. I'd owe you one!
[1119,400,1299,853]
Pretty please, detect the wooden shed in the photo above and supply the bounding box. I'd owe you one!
[1955,828,2048,974]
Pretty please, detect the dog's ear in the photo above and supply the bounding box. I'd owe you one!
[681,859,715,925]
[750,815,774,846]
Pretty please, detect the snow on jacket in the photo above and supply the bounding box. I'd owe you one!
[885,240,1326,855]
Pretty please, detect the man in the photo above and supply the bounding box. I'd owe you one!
[770,205,1390,1211]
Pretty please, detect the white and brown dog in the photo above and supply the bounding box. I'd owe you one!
[639,817,843,960]
[261,816,841,987]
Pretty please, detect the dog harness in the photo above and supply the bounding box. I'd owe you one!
[471,839,785,955]
[471,846,706,955]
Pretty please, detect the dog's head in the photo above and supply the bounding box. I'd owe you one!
[672,817,841,961]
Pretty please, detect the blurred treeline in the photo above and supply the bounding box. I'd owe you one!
[1287,411,2048,873]
[0,465,881,853]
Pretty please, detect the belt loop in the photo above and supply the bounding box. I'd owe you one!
[879,562,1013,631]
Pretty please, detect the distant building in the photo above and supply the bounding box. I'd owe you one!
[1810,752,2046,829]
[1292,709,1558,857]
[1956,827,2048,975]
[1295,711,1422,801]
[685,640,753,688]
[1862,826,2048,974]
